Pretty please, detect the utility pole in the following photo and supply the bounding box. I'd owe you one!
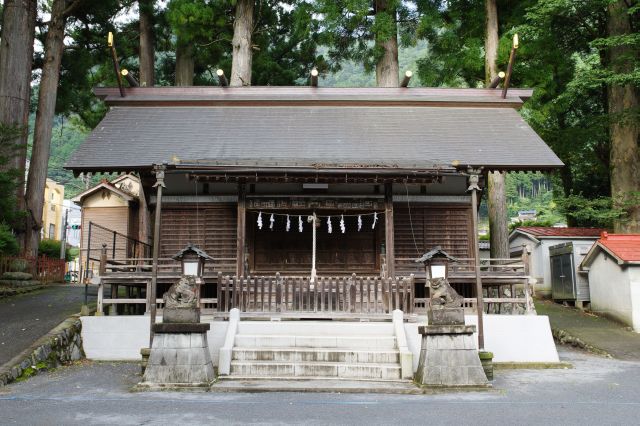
[60,207,68,259]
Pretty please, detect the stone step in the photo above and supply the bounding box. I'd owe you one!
[236,321,394,337]
[232,347,400,364]
[230,361,402,380]
[234,334,397,349]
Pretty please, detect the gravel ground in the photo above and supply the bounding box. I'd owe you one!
[0,284,96,366]
[0,347,639,425]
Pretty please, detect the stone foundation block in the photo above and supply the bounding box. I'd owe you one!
[415,325,488,387]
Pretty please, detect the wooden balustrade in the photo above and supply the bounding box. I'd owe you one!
[94,251,535,316]
[216,273,414,315]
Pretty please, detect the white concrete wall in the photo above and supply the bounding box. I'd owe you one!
[81,317,229,363]
[588,253,639,331]
[630,267,640,332]
[83,315,559,365]
[405,314,558,366]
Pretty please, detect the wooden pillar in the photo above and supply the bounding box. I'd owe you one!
[149,164,166,346]
[384,183,395,278]
[236,183,246,277]
[468,170,485,350]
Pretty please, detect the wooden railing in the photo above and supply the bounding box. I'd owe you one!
[96,272,415,317]
[217,273,414,315]
[94,248,534,315]
[396,252,535,315]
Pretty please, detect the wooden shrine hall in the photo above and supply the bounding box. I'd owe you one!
[66,86,562,318]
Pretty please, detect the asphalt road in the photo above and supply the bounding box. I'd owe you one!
[0,284,96,366]
[0,348,639,425]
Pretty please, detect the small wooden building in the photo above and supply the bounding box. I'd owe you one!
[66,86,562,315]
[72,174,150,277]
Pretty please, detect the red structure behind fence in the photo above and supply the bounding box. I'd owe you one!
[0,256,66,284]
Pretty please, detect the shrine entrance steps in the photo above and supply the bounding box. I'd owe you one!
[224,321,405,381]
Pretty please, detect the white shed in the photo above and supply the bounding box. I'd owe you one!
[508,227,603,298]
[580,233,640,332]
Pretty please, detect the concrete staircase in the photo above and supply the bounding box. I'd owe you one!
[227,321,405,381]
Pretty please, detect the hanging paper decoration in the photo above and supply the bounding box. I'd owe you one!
[327,216,333,234]
[298,215,303,232]
[257,211,263,229]
[286,215,291,232]
[269,213,275,230]
[372,212,378,229]
[340,215,346,233]
[358,215,362,231]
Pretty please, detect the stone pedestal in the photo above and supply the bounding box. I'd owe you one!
[427,307,464,325]
[415,324,488,387]
[138,322,215,389]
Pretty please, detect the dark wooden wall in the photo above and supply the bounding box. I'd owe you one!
[156,202,471,276]
[160,204,237,272]
[394,204,472,262]
[249,213,380,275]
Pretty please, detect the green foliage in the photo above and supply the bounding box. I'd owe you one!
[508,218,557,233]
[0,223,19,256]
[313,0,415,72]
[38,239,71,261]
[555,194,622,229]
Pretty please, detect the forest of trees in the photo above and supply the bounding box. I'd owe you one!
[0,0,638,256]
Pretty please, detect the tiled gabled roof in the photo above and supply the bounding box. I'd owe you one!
[598,233,640,263]
[515,227,605,238]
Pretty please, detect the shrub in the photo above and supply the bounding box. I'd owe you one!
[38,239,71,261]
[0,223,18,256]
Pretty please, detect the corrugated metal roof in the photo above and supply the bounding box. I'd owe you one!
[65,105,563,173]
[516,227,605,238]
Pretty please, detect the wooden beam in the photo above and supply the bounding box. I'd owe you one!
[217,69,228,87]
[384,183,395,278]
[107,32,125,97]
[489,71,505,89]
[149,164,166,345]
[236,183,246,277]
[468,170,485,349]
[501,34,519,99]
[400,70,412,88]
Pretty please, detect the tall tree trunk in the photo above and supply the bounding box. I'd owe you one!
[374,0,399,87]
[0,0,37,222]
[484,0,508,258]
[24,0,70,256]
[139,0,155,87]
[484,0,499,83]
[175,41,194,86]
[230,0,253,87]
[608,1,640,233]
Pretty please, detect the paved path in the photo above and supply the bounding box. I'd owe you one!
[0,348,639,425]
[536,299,640,361]
[0,285,96,366]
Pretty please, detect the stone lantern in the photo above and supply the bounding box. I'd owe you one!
[172,243,214,277]
[414,245,457,280]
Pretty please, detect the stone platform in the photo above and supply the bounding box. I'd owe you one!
[415,324,488,387]
[137,322,215,389]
